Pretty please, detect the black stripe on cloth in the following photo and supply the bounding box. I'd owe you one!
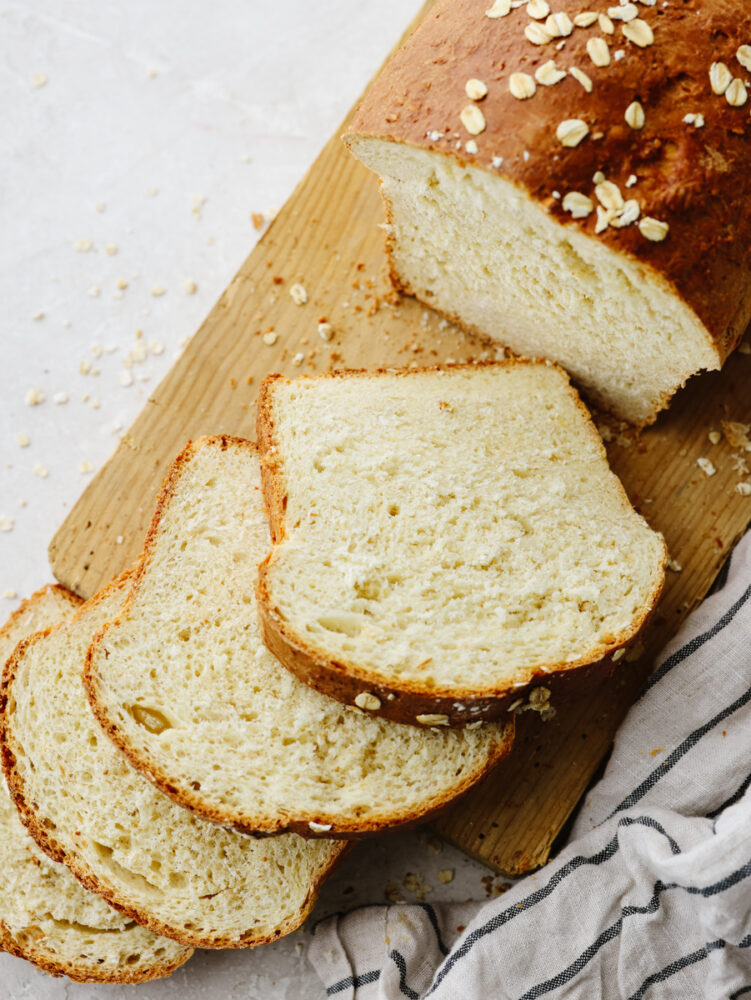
[627,934,751,1000]
[390,950,420,999]
[326,970,381,995]
[608,685,751,819]
[707,771,751,819]
[511,863,751,1000]
[638,581,751,701]
[730,986,751,999]
[424,816,680,996]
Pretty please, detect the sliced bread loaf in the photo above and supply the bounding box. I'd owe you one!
[0,572,346,949]
[84,436,512,836]
[0,586,191,983]
[256,361,668,726]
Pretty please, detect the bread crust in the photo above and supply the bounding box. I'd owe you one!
[255,361,667,726]
[0,572,349,949]
[83,435,514,837]
[345,0,751,421]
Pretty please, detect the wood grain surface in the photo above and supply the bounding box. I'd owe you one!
[49,0,751,875]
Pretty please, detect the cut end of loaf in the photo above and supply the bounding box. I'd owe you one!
[346,136,720,426]
[258,362,667,723]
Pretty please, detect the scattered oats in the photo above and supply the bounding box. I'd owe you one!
[545,11,574,36]
[710,61,733,96]
[74,238,93,253]
[25,388,44,406]
[595,205,612,234]
[587,37,611,66]
[291,352,305,366]
[182,279,198,295]
[574,11,598,26]
[465,78,488,100]
[17,433,30,448]
[0,516,13,532]
[33,464,48,478]
[535,60,567,85]
[626,173,638,187]
[614,48,626,61]
[525,22,553,45]
[438,869,455,884]
[556,118,590,147]
[79,359,92,375]
[290,283,308,305]
[81,393,89,402]
[612,199,640,227]
[737,45,751,73]
[416,714,450,726]
[737,483,751,496]
[563,191,594,218]
[668,559,683,572]
[612,648,626,661]
[598,13,615,33]
[52,392,69,405]
[697,457,716,477]
[31,72,48,88]
[88,286,100,298]
[596,181,624,211]
[2,589,17,599]
[465,139,478,154]
[308,821,333,833]
[623,19,654,46]
[91,399,100,410]
[726,79,748,107]
[722,421,751,451]
[485,0,511,16]
[116,277,128,290]
[119,370,134,387]
[739,342,751,355]
[105,243,118,256]
[147,340,164,356]
[593,170,606,184]
[625,101,645,129]
[569,66,593,92]
[460,104,486,134]
[509,72,536,99]
[151,283,166,297]
[354,692,382,711]
[318,322,334,341]
[609,2,638,19]
[708,430,722,445]
[527,0,550,17]
[79,460,93,475]
[638,217,669,242]
[263,331,278,346]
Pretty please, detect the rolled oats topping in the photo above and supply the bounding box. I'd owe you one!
[624,100,646,129]
[622,18,654,46]
[562,191,594,218]
[587,37,611,67]
[509,72,537,98]
[556,118,590,147]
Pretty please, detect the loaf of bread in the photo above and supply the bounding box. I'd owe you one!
[257,362,667,725]
[0,587,191,983]
[345,0,751,425]
[85,437,512,836]
[0,573,345,949]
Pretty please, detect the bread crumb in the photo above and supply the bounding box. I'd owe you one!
[318,322,334,342]
[183,279,198,295]
[17,433,30,448]
[149,340,164,355]
[105,243,118,256]
[116,277,128,290]
[151,284,166,297]
[722,421,751,451]
[25,388,45,406]
[708,430,721,445]
[88,286,100,298]
[53,392,69,405]
[251,212,265,230]
[33,464,49,478]
[31,72,48,88]
[79,460,93,474]
[18,499,27,508]
[0,516,13,532]
[191,195,206,218]
[74,238,93,253]
[2,589,18,599]
[292,352,304,367]
[290,283,308,305]
[696,457,716,477]
[119,371,134,387]
[147,187,159,197]
[263,331,278,346]
[668,559,683,572]
[79,359,92,375]
[737,482,751,496]
[438,869,455,884]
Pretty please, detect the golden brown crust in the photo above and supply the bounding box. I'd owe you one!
[255,361,667,726]
[0,567,347,949]
[0,920,191,985]
[84,435,513,836]
[346,0,751,376]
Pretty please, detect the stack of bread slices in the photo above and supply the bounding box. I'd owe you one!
[0,360,666,984]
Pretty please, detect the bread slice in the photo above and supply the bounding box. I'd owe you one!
[256,361,668,726]
[84,436,512,837]
[0,573,346,949]
[0,586,191,983]
[344,0,751,426]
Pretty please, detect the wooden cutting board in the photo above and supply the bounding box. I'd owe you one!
[49,0,751,876]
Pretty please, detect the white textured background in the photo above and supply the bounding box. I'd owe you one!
[0,2,514,997]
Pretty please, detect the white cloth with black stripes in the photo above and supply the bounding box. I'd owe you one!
[309,533,751,999]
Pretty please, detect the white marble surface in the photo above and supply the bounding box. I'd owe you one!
[0,3,512,996]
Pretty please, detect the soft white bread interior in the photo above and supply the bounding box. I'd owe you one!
[0,574,345,950]
[257,362,667,725]
[85,437,512,836]
[347,138,719,426]
[0,586,191,983]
